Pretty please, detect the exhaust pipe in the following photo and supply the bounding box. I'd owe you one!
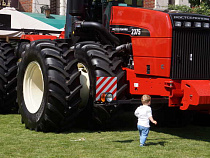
[68,0,84,16]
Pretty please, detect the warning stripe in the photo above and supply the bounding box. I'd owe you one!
[96,77,117,101]
[96,77,116,100]
[110,84,117,100]
[96,78,117,101]
[96,77,105,88]
[96,77,111,93]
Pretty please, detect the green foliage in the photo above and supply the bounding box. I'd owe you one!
[193,2,210,15]
[189,0,200,7]
[202,0,210,6]
[168,2,210,16]
[189,0,210,7]
[168,4,192,13]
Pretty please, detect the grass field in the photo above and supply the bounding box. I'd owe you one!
[0,114,210,158]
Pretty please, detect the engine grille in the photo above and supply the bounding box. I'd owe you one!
[171,29,210,79]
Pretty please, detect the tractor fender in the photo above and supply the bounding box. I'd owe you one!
[20,34,57,42]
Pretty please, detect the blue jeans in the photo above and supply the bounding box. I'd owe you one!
[137,125,150,145]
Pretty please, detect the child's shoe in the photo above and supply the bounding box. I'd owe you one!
[140,144,144,147]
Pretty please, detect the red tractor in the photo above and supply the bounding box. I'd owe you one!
[13,0,210,131]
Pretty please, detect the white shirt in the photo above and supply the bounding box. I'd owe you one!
[134,105,152,127]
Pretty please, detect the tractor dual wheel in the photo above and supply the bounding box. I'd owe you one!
[17,40,81,132]
[0,41,18,113]
[74,42,127,128]
[15,41,30,59]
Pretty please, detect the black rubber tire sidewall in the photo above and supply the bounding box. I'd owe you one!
[75,47,96,110]
[17,46,48,129]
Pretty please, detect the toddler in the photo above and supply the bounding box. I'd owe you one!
[134,95,157,147]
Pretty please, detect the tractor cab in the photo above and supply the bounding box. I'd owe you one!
[102,0,143,29]
[65,0,143,38]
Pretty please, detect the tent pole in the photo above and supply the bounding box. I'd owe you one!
[6,36,9,43]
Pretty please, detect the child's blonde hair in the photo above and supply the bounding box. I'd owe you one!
[141,95,151,105]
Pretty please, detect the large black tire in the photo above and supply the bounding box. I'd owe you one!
[74,42,127,128]
[15,41,30,59]
[0,41,18,113]
[57,41,82,129]
[17,40,81,132]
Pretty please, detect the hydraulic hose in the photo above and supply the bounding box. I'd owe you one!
[81,21,120,46]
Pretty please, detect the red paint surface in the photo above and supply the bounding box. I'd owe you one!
[111,6,172,37]
[21,34,57,41]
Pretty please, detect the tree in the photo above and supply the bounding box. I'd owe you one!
[189,0,200,7]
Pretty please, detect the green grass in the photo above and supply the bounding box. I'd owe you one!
[0,114,210,158]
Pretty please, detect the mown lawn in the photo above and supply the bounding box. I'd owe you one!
[0,114,210,158]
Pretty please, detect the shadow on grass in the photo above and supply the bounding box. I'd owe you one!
[151,125,210,143]
[112,139,166,146]
[64,110,138,133]
[146,141,165,146]
[65,111,210,143]
[113,140,134,143]
[108,110,210,143]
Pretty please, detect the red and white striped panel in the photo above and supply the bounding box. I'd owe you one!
[96,77,117,101]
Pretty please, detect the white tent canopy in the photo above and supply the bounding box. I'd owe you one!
[0,7,65,37]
